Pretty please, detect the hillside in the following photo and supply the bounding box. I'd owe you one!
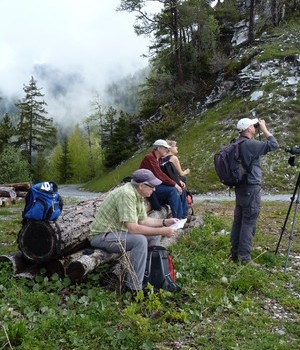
[86,17,300,194]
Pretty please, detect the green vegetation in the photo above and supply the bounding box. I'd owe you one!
[86,88,298,194]
[1,4,300,349]
[1,201,300,349]
[1,5,300,189]
[85,17,300,194]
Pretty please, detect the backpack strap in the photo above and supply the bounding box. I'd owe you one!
[235,137,253,173]
[54,221,62,257]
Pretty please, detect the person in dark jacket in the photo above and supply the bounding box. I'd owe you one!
[230,118,279,265]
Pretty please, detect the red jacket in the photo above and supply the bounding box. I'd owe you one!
[140,151,176,186]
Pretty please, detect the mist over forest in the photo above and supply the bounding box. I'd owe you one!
[0,65,148,130]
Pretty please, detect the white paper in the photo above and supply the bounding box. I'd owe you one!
[170,218,187,230]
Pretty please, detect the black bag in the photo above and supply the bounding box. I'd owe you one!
[143,246,181,292]
[160,156,181,186]
[214,137,249,187]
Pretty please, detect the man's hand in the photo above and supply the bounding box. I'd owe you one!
[160,227,176,238]
[257,119,272,138]
[179,180,186,189]
[175,183,182,194]
[164,218,179,226]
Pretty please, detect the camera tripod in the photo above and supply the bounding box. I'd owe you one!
[275,171,300,273]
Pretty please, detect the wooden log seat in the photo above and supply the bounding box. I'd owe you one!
[1,194,203,283]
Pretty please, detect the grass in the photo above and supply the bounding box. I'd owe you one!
[85,91,298,195]
[0,200,300,349]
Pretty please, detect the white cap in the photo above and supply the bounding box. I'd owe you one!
[236,118,258,132]
[153,139,171,148]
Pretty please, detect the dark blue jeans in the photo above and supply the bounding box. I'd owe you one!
[230,184,261,262]
[153,184,188,219]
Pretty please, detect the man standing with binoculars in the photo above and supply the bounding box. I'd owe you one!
[229,118,279,265]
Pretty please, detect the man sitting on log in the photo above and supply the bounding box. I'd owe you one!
[89,169,178,294]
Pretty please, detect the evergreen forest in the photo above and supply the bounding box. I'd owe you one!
[0,0,299,192]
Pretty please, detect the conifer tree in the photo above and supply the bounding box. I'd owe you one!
[0,113,15,153]
[15,76,57,165]
[59,136,73,183]
[104,111,138,168]
[102,106,118,150]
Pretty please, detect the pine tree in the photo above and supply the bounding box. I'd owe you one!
[15,76,57,165]
[0,113,15,153]
[102,106,118,150]
[104,111,139,168]
[59,137,73,183]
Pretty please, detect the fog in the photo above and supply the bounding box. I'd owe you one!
[0,0,151,125]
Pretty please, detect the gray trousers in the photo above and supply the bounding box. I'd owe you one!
[90,232,161,290]
[230,184,261,262]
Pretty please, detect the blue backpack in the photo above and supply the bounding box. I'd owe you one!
[22,181,63,221]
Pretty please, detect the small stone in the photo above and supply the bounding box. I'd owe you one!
[220,276,228,285]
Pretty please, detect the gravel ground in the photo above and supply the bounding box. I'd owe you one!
[58,184,292,203]
[59,184,100,200]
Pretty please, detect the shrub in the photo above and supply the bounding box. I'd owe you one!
[0,146,31,183]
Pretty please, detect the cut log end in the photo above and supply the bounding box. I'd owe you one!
[18,221,60,263]
[0,251,33,274]
[66,261,86,283]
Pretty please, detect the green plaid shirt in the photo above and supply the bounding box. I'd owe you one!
[89,182,147,235]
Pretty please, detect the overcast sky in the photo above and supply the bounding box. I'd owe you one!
[0,0,152,124]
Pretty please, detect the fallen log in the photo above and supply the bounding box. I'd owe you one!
[47,205,170,283]
[0,249,90,279]
[1,182,31,192]
[0,197,14,207]
[66,249,121,283]
[0,183,29,206]
[0,251,34,274]
[17,195,107,263]
[0,187,17,199]
[16,191,28,198]
[1,193,202,284]
[17,194,165,264]
[64,207,204,284]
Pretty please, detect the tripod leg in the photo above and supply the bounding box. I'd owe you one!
[284,187,300,273]
[275,172,300,254]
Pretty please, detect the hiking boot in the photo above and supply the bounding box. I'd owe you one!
[228,253,239,263]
